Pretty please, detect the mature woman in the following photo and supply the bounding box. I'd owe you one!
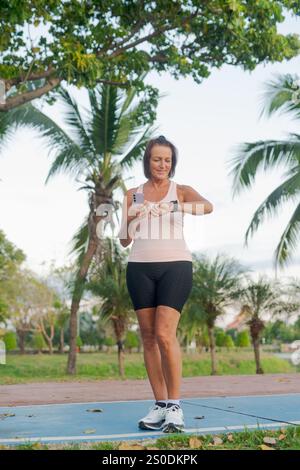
[118,135,213,433]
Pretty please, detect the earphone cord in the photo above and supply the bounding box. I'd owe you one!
[180,399,300,427]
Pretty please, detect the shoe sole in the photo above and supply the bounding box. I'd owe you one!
[162,422,185,433]
[138,419,165,430]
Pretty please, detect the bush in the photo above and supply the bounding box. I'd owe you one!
[236,330,251,347]
[124,331,140,350]
[104,337,115,347]
[216,331,226,347]
[3,331,17,351]
[224,335,235,349]
[32,333,46,352]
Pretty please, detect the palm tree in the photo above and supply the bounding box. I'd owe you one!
[189,253,246,375]
[0,73,159,373]
[54,300,70,354]
[232,275,299,374]
[227,73,300,274]
[85,237,133,378]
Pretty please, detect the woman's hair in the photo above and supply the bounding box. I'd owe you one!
[143,135,178,179]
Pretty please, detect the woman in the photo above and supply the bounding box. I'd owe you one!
[118,135,213,433]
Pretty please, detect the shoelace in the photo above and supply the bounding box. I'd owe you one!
[166,405,181,412]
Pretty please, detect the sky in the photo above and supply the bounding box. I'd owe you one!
[1,12,300,328]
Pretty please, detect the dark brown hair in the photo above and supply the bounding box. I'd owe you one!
[143,135,178,179]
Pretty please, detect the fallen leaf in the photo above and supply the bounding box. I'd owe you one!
[227,434,234,442]
[189,437,203,449]
[31,443,44,449]
[86,408,103,413]
[263,437,277,445]
[259,444,275,450]
[83,429,96,434]
[278,434,286,441]
[0,413,15,420]
[195,415,205,420]
[118,442,145,450]
[212,437,223,446]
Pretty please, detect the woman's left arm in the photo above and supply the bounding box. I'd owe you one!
[178,185,213,215]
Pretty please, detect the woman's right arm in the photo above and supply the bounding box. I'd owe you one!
[118,189,138,248]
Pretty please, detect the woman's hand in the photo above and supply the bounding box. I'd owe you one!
[150,202,173,217]
[128,200,152,219]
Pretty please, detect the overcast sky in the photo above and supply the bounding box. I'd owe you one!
[1,11,300,312]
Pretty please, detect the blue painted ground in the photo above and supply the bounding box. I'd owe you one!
[0,393,300,446]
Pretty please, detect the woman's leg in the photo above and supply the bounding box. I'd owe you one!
[155,305,182,400]
[136,307,168,401]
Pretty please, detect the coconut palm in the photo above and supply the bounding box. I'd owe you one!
[227,73,300,274]
[0,72,159,373]
[232,275,299,374]
[189,253,246,375]
[85,237,133,378]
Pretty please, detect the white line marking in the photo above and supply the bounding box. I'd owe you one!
[1,421,300,445]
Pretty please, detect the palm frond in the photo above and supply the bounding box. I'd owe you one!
[227,138,300,197]
[119,124,159,172]
[243,167,300,245]
[273,203,300,269]
[258,72,300,121]
[87,84,119,156]
[68,215,89,267]
[56,86,96,158]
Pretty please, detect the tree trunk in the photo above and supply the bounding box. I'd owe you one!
[66,191,111,375]
[66,229,98,374]
[208,325,217,375]
[17,330,26,355]
[59,328,64,354]
[252,336,264,374]
[117,339,125,378]
[47,339,53,355]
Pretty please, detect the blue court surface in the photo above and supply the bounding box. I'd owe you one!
[0,393,300,446]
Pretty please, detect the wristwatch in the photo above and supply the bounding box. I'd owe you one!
[170,200,179,212]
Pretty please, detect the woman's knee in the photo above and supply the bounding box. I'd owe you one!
[155,332,177,349]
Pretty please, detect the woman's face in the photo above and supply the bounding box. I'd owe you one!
[149,144,172,179]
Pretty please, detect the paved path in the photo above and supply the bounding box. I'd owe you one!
[1,393,300,446]
[1,373,299,406]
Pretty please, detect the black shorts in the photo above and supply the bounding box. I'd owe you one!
[126,261,193,314]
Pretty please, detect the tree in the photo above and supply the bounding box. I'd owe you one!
[85,238,134,378]
[1,1,300,111]
[0,75,158,374]
[8,269,57,354]
[0,230,25,323]
[188,253,246,375]
[233,275,299,374]
[53,299,69,354]
[227,73,300,272]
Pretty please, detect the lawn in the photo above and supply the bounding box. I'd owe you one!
[2,425,300,450]
[0,350,298,384]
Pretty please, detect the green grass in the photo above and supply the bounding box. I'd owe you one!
[2,425,300,450]
[0,350,298,385]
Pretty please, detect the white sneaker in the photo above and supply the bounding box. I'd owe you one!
[138,403,167,430]
[162,404,185,433]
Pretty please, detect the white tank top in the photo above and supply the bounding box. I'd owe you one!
[128,179,192,262]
